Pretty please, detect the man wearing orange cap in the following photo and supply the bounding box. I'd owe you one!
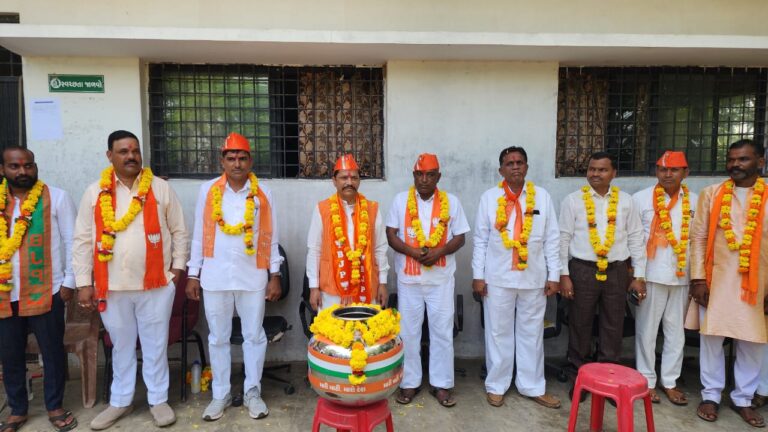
[632,151,697,406]
[73,130,189,429]
[306,154,389,310]
[472,146,562,409]
[385,153,469,407]
[186,132,283,422]
[685,139,768,427]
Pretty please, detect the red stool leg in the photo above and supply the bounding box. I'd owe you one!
[643,395,655,432]
[567,377,585,432]
[385,413,394,432]
[589,394,606,432]
[616,398,634,432]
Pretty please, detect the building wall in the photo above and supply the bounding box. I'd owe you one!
[20,56,728,360]
[5,0,767,36]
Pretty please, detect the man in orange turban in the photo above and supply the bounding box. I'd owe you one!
[305,154,389,310]
[632,151,697,406]
[386,153,469,407]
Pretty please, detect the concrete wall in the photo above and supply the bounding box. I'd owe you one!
[4,0,767,36]
[20,56,730,361]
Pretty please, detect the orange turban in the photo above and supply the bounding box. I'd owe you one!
[334,154,359,171]
[413,153,440,171]
[657,151,687,168]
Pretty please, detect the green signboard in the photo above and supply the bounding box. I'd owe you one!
[48,74,104,93]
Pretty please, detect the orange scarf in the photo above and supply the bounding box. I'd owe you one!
[404,190,447,275]
[201,175,272,268]
[705,181,768,305]
[500,182,523,271]
[646,186,680,260]
[94,176,167,312]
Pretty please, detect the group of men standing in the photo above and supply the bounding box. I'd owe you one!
[0,129,766,430]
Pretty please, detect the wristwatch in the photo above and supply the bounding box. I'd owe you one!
[270,272,281,278]
[635,277,646,282]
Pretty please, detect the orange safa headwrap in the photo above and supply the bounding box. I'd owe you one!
[657,151,687,168]
[414,153,440,171]
[335,154,359,171]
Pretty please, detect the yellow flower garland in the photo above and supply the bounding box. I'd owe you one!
[0,179,45,292]
[719,178,765,274]
[211,172,259,255]
[407,186,450,248]
[97,166,153,262]
[329,195,369,290]
[495,181,535,270]
[654,184,691,277]
[309,303,401,385]
[582,185,619,281]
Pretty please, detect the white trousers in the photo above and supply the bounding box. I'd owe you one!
[483,285,546,397]
[634,281,686,388]
[100,282,175,407]
[204,289,267,400]
[757,345,768,396]
[398,280,455,389]
[699,306,764,406]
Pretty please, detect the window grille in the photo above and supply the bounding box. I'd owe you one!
[148,64,384,179]
[556,67,768,176]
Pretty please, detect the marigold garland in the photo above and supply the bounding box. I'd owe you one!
[0,179,45,292]
[329,194,369,294]
[309,303,401,385]
[582,185,619,281]
[407,186,449,248]
[97,166,153,262]
[654,184,691,277]
[495,181,535,270]
[718,178,765,274]
[211,172,259,255]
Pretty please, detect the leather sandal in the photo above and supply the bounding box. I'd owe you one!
[486,392,504,407]
[430,387,456,408]
[648,389,660,404]
[528,394,561,409]
[697,400,719,422]
[0,419,26,432]
[754,394,768,409]
[731,403,766,428]
[660,387,688,406]
[48,410,77,432]
[395,387,420,405]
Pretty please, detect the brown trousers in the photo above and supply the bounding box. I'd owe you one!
[567,258,631,368]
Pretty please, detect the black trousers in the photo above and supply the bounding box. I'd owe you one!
[567,258,630,369]
[0,292,66,415]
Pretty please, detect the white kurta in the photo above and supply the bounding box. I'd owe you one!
[472,184,560,396]
[187,177,283,400]
[385,190,470,389]
[632,186,698,389]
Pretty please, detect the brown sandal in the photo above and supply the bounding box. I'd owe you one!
[648,389,660,404]
[395,387,420,405]
[754,394,768,409]
[731,403,766,428]
[430,387,456,408]
[697,400,719,422]
[660,387,688,406]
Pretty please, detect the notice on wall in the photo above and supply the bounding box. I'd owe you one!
[30,99,63,141]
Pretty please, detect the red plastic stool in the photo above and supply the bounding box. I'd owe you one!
[312,398,394,432]
[567,363,655,432]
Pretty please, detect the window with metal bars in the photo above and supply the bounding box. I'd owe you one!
[0,14,24,150]
[556,67,768,176]
[148,64,384,179]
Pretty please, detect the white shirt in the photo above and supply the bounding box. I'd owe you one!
[306,198,389,288]
[633,185,699,286]
[187,177,283,292]
[9,185,76,301]
[472,184,561,289]
[385,190,470,285]
[559,186,646,277]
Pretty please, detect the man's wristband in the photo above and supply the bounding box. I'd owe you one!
[187,276,200,281]
[634,277,646,282]
[270,272,281,278]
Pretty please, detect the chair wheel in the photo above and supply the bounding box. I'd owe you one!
[284,385,295,395]
[479,365,487,380]
[557,371,568,383]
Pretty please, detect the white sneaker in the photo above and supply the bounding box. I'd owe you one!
[244,388,269,419]
[202,394,232,421]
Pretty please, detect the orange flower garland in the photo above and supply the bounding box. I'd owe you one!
[719,178,765,274]
[654,184,691,277]
[329,194,369,294]
[582,185,619,281]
